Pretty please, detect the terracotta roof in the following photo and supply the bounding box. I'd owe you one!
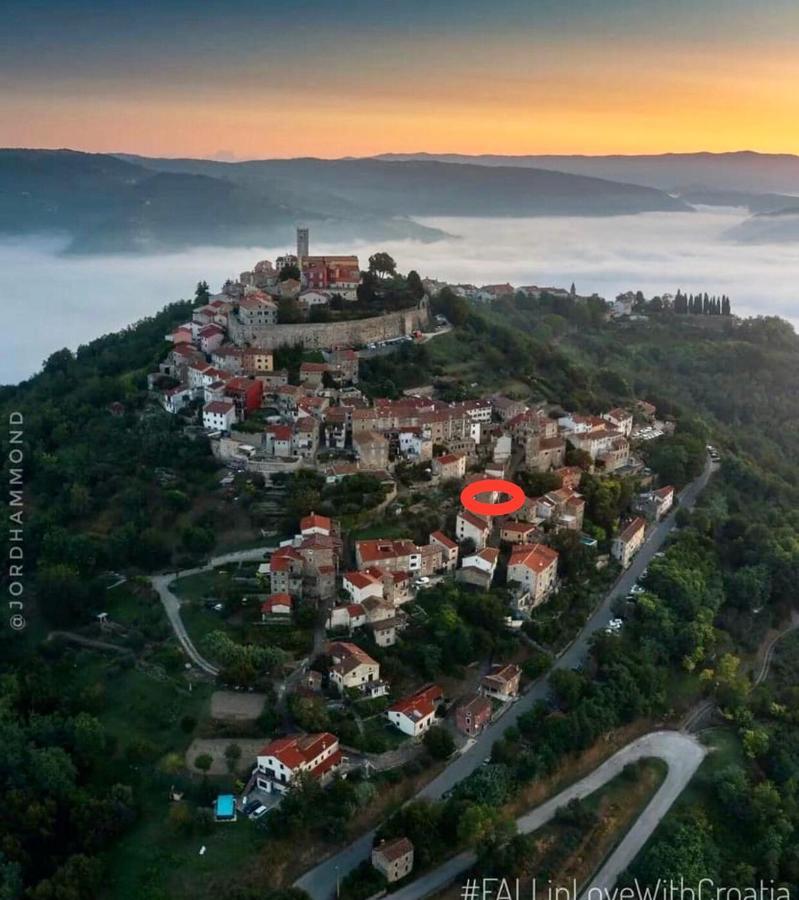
[436,453,463,466]
[389,684,443,721]
[483,663,520,686]
[508,543,559,572]
[356,539,418,564]
[458,509,490,532]
[344,570,382,590]
[204,400,235,415]
[261,594,293,613]
[327,641,379,674]
[501,521,537,535]
[653,485,674,499]
[258,732,338,771]
[457,693,492,718]
[267,425,293,442]
[619,517,646,542]
[374,837,414,863]
[430,531,458,550]
[301,512,332,533]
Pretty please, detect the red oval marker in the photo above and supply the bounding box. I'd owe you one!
[460,478,525,517]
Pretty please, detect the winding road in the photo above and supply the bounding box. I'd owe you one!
[384,731,706,900]
[150,546,274,677]
[753,610,799,687]
[295,458,717,900]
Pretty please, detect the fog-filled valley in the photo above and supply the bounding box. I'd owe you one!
[3,205,799,384]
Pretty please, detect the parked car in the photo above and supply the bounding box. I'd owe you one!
[249,805,269,820]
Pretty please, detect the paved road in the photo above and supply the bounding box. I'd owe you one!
[295,459,716,899]
[150,546,274,677]
[384,731,706,900]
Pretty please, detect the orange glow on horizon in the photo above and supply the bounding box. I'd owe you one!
[2,40,798,158]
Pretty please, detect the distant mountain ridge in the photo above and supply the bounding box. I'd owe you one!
[0,148,687,254]
[373,151,799,195]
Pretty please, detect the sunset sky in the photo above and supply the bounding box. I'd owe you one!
[2,0,798,159]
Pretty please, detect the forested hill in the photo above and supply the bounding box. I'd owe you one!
[0,148,687,254]
[4,289,799,897]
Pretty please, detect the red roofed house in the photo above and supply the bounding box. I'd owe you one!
[387,684,443,737]
[301,512,333,537]
[612,517,647,568]
[652,485,675,519]
[603,408,634,437]
[455,693,493,737]
[261,593,293,619]
[198,323,225,353]
[265,424,294,458]
[327,602,367,632]
[480,663,522,702]
[500,521,539,544]
[432,453,466,480]
[342,570,384,605]
[429,531,458,571]
[253,732,341,793]
[458,547,499,589]
[299,361,330,387]
[170,325,193,344]
[455,509,491,550]
[224,376,263,418]
[202,399,236,432]
[329,347,360,384]
[302,255,361,295]
[507,543,559,607]
[268,546,303,595]
[372,837,415,883]
[355,539,421,574]
[327,641,382,692]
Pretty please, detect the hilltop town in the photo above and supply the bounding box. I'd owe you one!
[129,230,704,889]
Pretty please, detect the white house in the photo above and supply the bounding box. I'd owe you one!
[611,517,646,568]
[387,684,443,737]
[342,570,385,605]
[455,509,490,550]
[162,386,192,414]
[507,543,559,607]
[253,732,341,794]
[203,400,236,432]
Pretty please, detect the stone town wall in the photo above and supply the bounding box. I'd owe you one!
[228,299,430,350]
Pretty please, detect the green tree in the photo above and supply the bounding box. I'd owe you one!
[423,726,455,760]
[224,743,242,773]
[195,280,211,304]
[279,264,301,282]
[368,252,397,279]
[194,753,214,774]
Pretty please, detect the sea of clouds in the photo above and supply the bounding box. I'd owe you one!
[2,207,799,385]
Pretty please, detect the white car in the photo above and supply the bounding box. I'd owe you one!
[415,576,430,585]
[249,805,269,820]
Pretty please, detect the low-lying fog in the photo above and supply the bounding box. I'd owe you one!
[3,207,799,385]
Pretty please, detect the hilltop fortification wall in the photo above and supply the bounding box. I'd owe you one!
[228,298,430,350]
